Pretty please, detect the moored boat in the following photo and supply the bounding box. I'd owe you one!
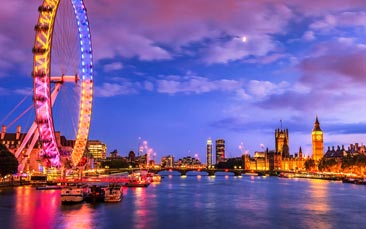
[85,185,106,202]
[278,172,294,178]
[36,185,63,190]
[104,183,123,202]
[123,170,152,187]
[150,174,162,183]
[123,180,150,187]
[60,184,88,204]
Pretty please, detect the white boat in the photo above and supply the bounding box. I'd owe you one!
[104,184,123,202]
[60,184,88,204]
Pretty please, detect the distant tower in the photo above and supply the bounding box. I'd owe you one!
[275,122,289,158]
[128,150,136,162]
[299,147,303,158]
[206,138,213,168]
[215,139,225,164]
[312,116,324,161]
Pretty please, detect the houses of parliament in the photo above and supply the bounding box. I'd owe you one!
[207,116,365,171]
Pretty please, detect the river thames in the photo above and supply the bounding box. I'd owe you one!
[1,173,366,229]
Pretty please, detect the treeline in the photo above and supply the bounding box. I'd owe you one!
[305,154,366,174]
[101,160,138,169]
[0,143,19,179]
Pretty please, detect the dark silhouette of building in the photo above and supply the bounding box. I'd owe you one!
[215,139,225,164]
[128,150,136,162]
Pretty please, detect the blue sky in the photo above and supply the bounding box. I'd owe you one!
[1,0,366,162]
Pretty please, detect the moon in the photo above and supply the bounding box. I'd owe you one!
[241,36,247,43]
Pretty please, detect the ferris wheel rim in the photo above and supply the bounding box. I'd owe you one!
[32,0,93,168]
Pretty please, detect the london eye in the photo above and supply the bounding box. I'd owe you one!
[31,0,93,168]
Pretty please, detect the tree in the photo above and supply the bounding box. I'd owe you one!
[318,158,338,172]
[304,159,316,171]
[0,143,19,178]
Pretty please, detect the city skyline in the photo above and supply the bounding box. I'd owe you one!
[1,1,366,161]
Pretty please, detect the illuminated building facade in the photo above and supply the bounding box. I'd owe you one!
[1,125,76,172]
[87,140,107,159]
[275,127,289,158]
[312,116,324,161]
[161,155,174,168]
[1,125,42,172]
[215,139,225,164]
[206,138,213,168]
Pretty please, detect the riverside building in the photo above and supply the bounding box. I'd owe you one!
[206,138,213,168]
[215,139,225,164]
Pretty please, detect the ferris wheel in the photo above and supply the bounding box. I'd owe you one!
[15,0,93,170]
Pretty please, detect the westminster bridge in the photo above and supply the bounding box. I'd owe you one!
[102,167,275,177]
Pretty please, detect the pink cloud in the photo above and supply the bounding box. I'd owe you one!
[202,35,276,64]
[287,0,366,16]
[1,0,366,78]
[299,42,366,85]
[0,2,36,78]
[302,31,315,41]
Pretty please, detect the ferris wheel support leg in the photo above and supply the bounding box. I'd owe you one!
[15,122,38,159]
[16,84,62,173]
[18,130,40,173]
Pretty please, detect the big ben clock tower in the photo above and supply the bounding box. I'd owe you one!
[312,116,324,161]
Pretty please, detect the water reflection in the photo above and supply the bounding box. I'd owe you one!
[60,204,93,229]
[2,176,366,228]
[15,186,59,228]
[132,187,157,229]
[306,180,330,212]
[302,180,331,229]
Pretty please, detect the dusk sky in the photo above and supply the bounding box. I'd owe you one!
[1,0,366,162]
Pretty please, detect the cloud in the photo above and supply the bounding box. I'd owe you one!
[156,75,241,95]
[289,0,366,16]
[92,28,172,61]
[252,38,366,115]
[326,122,366,135]
[103,62,123,72]
[0,2,37,78]
[310,14,337,30]
[143,81,154,91]
[210,115,312,134]
[309,11,366,32]
[93,73,293,102]
[302,31,315,41]
[87,0,297,64]
[299,41,366,84]
[14,88,33,96]
[94,82,140,97]
[202,35,276,64]
[247,80,289,100]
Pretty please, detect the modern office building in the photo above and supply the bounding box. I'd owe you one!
[206,138,213,168]
[87,140,107,159]
[312,116,324,161]
[215,139,225,164]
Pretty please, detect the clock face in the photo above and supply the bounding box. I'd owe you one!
[316,135,321,140]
